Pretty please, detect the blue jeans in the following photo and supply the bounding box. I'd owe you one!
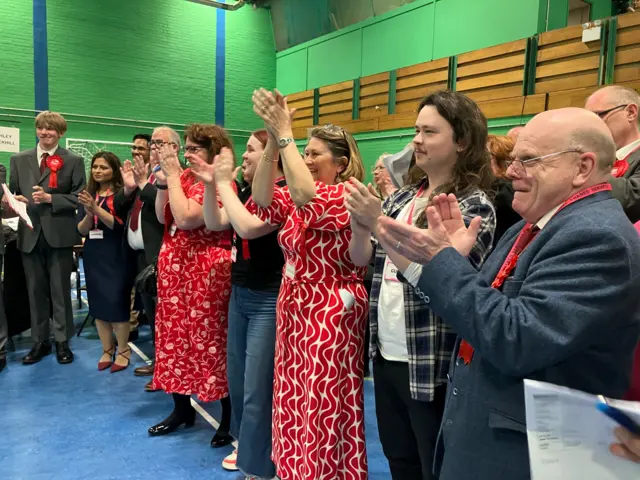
[227,286,277,478]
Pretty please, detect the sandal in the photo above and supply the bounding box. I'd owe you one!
[110,348,131,373]
[98,346,115,371]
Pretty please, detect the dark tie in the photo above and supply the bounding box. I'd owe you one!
[129,173,155,232]
[40,152,49,175]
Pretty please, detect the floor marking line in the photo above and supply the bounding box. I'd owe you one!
[128,341,238,449]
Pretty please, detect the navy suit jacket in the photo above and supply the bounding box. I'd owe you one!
[413,191,640,480]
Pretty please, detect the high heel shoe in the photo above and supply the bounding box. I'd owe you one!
[148,406,196,436]
[98,346,115,371]
[110,347,131,373]
[210,431,233,448]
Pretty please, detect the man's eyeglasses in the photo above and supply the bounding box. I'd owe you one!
[593,104,628,119]
[149,140,178,148]
[505,149,582,176]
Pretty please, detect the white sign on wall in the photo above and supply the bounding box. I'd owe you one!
[0,127,20,153]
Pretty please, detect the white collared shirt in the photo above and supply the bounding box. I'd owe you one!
[617,138,640,161]
[403,204,562,287]
[127,208,145,251]
[36,143,58,168]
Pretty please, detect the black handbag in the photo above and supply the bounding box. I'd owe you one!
[135,258,158,296]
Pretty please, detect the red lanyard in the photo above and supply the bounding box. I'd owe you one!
[458,182,612,365]
[94,190,123,228]
[233,176,285,260]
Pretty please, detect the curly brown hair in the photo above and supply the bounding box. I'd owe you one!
[184,124,235,164]
[487,134,515,178]
[414,91,494,227]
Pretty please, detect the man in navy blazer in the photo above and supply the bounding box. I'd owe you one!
[376,108,640,479]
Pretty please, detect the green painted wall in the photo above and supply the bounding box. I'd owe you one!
[276,0,546,93]
[587,0,613,19]
[548,0,570,31]
[0,0,275,168]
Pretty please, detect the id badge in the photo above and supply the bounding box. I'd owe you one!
[284,261,296,279]
[169,223,177,236]
[89,229,104,240]
[231,246,237,263]
[383,257,400,282]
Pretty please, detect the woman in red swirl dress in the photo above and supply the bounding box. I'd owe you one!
[148,124,234,448]
[252,88,369,480]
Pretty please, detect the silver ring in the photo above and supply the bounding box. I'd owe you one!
[396,240,402,249]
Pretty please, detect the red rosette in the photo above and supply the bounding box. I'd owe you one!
[46,155,64,188]
[611,159,629,178]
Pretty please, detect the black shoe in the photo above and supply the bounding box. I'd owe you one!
[0,354,6,373]
[55,341,74,364]
[22,342,52,364]
[210,432,233,448]
[148,407,196,436]
[129,329,139,342]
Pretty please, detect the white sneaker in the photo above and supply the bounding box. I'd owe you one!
[222,449,238,471]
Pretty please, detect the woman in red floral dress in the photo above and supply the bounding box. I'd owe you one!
[252,88,369,480]
[148,124,234,448]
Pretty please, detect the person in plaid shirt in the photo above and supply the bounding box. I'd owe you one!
[346,91,496,480]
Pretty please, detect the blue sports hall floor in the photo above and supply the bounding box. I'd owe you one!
[0,268,390,479]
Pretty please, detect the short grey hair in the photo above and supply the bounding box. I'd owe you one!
[605,86,640,109]
[153,125,181,147]
[569,127,616,172]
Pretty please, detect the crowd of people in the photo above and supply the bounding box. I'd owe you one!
[0,83,640,480]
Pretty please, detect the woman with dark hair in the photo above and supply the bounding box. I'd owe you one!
[77,151,133,372]
[148,124,233,448]
[190,128,285,478]
[346,90,497,480]
[252,88,369,480]
[487,134,521,244]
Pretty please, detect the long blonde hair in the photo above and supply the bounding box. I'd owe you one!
[308,125,365,182]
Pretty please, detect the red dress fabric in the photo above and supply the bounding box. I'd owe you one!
[151,169,233,402]
[257,182,369,480]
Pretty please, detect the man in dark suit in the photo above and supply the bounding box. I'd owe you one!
[5,111,86,365]
[586,85,640,222]
[376,108,640,479]
[0,163,8,372]
[115,128,171,385]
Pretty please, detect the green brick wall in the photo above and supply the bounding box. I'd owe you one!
[0,0,276,169]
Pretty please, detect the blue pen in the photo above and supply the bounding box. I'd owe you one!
[153,165,161,173]
[597,395,640,435]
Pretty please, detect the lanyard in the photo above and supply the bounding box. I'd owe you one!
[94,190,123,228]
[233,176,286,261]
[405,185,426,226]
[459,182,612,365]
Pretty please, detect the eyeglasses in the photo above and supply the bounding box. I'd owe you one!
[592,104,628,119]
[149,140,178,148]
[505,149,582,176]
[182,145,207,154]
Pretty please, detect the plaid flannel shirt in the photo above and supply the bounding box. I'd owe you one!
[369,179,496,401]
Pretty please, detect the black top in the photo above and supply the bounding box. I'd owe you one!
[492,179,522,245]
[231,179,286,292]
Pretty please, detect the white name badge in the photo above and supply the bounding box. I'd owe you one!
[284,261,296,279]
[230,246,237,263]
[89,229,104,240]
[169,223,177,236]
[383,257,400,282]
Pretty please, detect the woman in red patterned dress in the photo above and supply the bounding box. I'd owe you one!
[252,88,369,480]
[148,124,233,448]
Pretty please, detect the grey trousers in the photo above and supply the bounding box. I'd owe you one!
[21,233,74,343]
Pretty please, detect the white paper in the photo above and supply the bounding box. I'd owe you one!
[524,379,640,479]
[2,184,33,229]
[383,146,414,189]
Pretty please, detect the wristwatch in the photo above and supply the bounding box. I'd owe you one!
[278,137,294,149]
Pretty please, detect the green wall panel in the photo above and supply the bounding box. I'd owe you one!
[225,6,277,131]
[587,0,613,20]
[277,50,308,95]
[361,3,435,77]
[307,30,362,89]
[547,0,569,31]
[433,0,541,59]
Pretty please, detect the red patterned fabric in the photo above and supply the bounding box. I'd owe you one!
[257,182,368,480]
[151,169,233,402]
